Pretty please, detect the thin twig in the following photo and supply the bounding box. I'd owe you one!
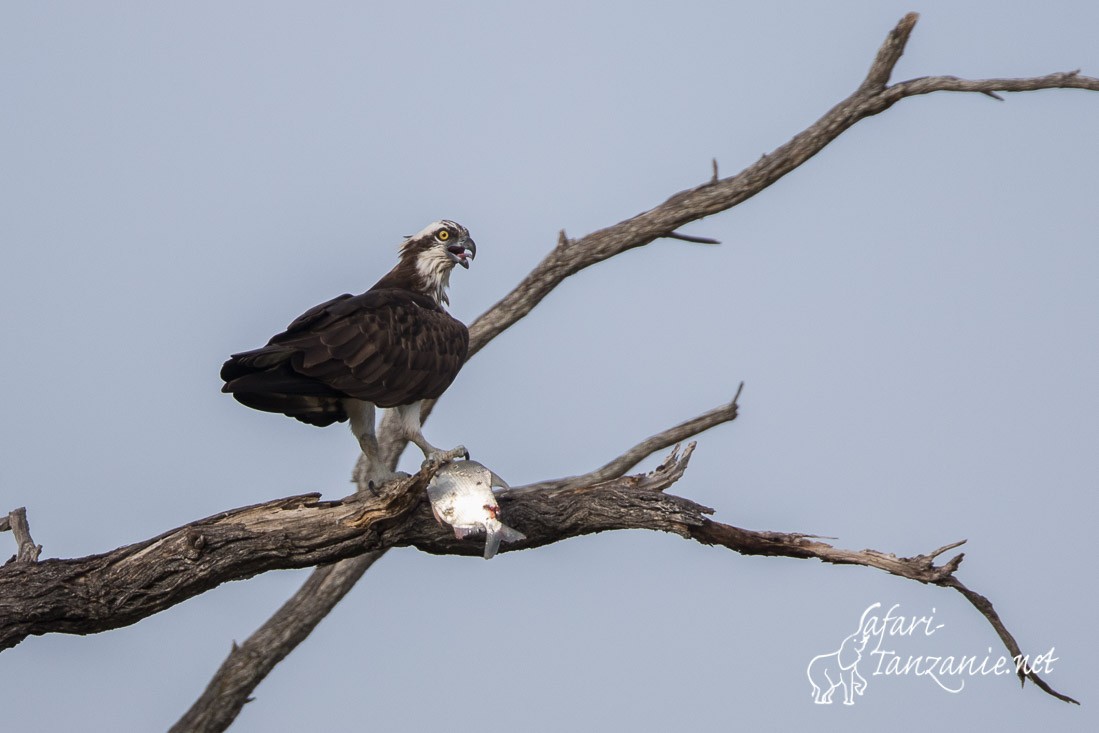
[940,576,1079,705]
[663,231,721,244]
[885,70,1098,102]
[514,383,743,493]
[860,11,919,91]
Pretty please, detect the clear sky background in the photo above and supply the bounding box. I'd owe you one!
[1,2,1096,731]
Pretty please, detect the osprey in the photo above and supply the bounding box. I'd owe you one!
[220,220,475,483]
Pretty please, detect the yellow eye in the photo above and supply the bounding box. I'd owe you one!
[437,229,450,241]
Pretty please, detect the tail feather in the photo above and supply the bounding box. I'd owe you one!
[230,391,346,426]
[222,345,352,426]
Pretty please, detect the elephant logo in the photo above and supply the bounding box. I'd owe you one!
[806,604,876,705]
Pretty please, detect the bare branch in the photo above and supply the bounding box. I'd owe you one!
[940,577,1079,705]
[2,508,42,564]
[663,231,721,244]
[193,388,734,729]
[0,463,435,653]
[686,523,1075,705]
[461,19,1097,364]
[927,539,968,560]
[170,552,383,733]
[860,11,919,91]
[515,383,743,492]
[886,70,1099,100]
[2,443,1077,705]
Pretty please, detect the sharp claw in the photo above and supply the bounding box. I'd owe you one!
[421,445,470,469]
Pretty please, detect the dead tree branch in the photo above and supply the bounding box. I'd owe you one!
[168,552,383,733]
[515,383,743,493]
[0,466,433,653]
[175,392,740,732]
[2,508,42,564]
[1,445,1078,709]
[12,11,1075,729]
[461,14,1097,363]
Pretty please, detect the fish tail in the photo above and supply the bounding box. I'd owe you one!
[497,523,526,544]
[483,523,526,560]
[483,531,503,560]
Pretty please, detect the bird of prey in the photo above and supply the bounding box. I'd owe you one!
[220,220,476,484]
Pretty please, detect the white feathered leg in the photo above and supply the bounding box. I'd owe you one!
[394,401,468,466]
[345,399,396,487]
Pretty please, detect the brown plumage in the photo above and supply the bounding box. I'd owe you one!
[220,220,475,474]
[220,289,468,425]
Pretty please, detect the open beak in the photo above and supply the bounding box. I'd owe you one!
[447,237,476,269]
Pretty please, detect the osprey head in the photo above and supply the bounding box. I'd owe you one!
[397,220,476,305]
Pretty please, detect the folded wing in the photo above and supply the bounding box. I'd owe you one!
[220,289,468,426]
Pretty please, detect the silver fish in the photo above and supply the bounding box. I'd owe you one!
[426,460,526,559]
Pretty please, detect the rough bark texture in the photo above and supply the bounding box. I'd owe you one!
[0,449,697,651]
[0,445,1080,707]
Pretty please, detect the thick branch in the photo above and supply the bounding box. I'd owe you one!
[1,452,701,652]
[0,467,434,652]
[3,445,1076,706]
[183,393,739,732]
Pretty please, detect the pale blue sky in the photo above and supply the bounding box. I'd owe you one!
[1,2,1096,731]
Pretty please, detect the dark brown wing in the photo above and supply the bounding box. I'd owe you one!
[221,289,469,424]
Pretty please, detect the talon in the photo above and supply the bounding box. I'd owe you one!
[422,445,469,467]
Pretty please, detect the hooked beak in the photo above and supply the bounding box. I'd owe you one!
[447,237,476,269]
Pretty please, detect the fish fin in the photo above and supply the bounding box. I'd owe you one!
[497,523,526,544]
[452,525,479,540]
[483,532,503,560]
[488,470,510,491]
[483,523,526,559]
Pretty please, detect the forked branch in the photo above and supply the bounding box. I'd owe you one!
[1,508,42,564]
[176,391,745,732]
[2,445,1077,708]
